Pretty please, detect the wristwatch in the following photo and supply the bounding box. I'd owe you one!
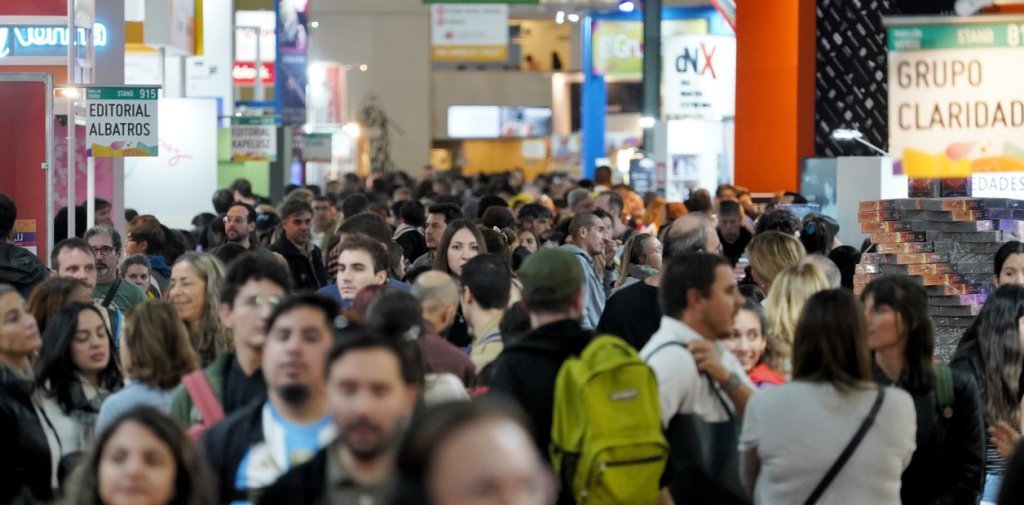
[721,372,742,393]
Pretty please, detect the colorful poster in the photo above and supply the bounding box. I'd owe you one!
[661,34,736,119]
[12,220,37,255]
[231,117,277,161]
[85,86,159,157]
[591,19,708,79]
[276,0,309,126]
[430,4,509,62]
[887,18,1024,183]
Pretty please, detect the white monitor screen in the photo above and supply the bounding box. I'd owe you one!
[447,106,502,139]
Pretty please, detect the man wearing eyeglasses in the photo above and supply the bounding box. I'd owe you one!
[217,201,263,252]
[84,224,146,311]
[170,251,293,430]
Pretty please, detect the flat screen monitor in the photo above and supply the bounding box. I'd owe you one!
[447,106,552,139]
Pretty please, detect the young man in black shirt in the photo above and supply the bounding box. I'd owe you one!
[717,200,752,267]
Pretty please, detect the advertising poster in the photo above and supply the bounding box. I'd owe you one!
[235,10,276,85]
[591,19,707,78]
[86,86,159,157]
[661,34,736,119]
[430,4,509,62]
[887,17,1024,187]
[125,98,218,228]
[231,117,278,161]
[12,220,37,255]
[276,0,309,125]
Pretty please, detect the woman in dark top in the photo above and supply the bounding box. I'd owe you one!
[951,284,1024,503]
[433,219,485,348]
[863,276,985,505]
[0,284,56,503]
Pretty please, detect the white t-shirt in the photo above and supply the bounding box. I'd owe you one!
[739,381,916,505]
[640,316,755,426]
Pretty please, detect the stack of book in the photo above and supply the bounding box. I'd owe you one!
[855,198,1024,361]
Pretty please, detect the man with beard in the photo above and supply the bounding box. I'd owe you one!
[84,225,146,311]
[258,327,422,504]
[214,201,262,252]
[202,293,339,505]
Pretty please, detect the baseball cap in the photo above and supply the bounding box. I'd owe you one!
[518,248,583,306]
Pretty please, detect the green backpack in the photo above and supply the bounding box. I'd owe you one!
[550,335,669,505]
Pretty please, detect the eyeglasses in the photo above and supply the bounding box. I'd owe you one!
[92,246,117,257]
[241,295,282,308]
[223,216,248,225]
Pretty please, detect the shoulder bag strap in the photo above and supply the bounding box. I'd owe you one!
[803,387,886,505]
[101,277,121,308]
[182,370,226,427]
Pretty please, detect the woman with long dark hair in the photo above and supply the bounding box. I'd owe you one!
[36,302,123,455]
[739,289,915,503]
[952,284,1024,502]
[59,406,218,505]
[433,219,485,348]
[994,241,1024,287]
[863,276,985,504]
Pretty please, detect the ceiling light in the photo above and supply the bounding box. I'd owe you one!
[618,0,636,13]
[640,116,656,129]
[311,21,319,28]
[568,13,580,23]
[555,11,566,24]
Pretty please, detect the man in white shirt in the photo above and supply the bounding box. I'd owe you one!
[640,252,754,426]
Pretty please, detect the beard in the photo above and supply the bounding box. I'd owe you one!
[278,383,311,407]
[341,417,394,462]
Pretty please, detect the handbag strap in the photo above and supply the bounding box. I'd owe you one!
[100,277,121,308]
[803,387,886,505]
[182,370,225,427]
[645,340,737,421]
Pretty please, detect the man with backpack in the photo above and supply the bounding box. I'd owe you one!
[488,248,667,504]
[169,252,292,432]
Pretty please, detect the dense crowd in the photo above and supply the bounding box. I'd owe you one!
[2,165,1024,505]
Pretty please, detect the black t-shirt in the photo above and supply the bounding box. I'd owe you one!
[222,357,267,414]
[719,227,752,266]
[596,281,661,350]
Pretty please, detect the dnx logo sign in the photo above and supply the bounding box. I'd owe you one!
[673,42,720,78]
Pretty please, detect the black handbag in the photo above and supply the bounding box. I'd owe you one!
[663,374,751,505]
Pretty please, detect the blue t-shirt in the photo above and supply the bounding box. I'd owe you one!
[231,402,336,505]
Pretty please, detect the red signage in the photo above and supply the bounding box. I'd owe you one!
[3,0,66,16]
[232,62,275,85]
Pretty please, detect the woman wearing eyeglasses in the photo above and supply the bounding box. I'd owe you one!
[168,252,291,434]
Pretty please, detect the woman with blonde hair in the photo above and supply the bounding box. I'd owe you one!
[167,253,231,367]
[613,233,661,291]
[763,262,830,376]
[747,231,805,293]
[96,300,200,434]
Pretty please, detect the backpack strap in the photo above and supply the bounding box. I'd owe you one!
[933,363,954,419]
[181,370,225,427]
[100,277,121,308]
[803,387,886,505]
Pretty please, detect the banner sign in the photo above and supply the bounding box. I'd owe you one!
[303,133,332,162]
[276,0,309,125]
[662,34,736,118]
[232,62,275,85]
[431,4,509,62]
[887,17,1024,181]
[0,22,108,59]
[592,19,708,79]
[231,117,277,161]
[86,87,159,157]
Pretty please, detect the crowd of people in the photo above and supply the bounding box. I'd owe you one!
[1,165,1023,505]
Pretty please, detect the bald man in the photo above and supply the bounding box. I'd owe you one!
[667,212,722,255]
[411,271,476,386]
